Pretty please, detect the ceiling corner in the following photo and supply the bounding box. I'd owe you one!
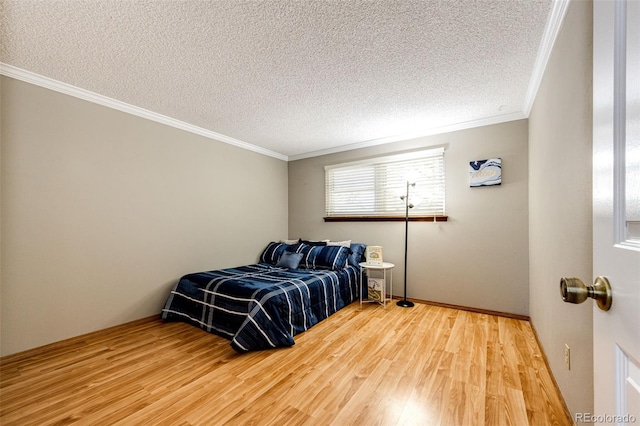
[522,0,572,117]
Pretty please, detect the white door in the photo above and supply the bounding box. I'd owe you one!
[593,0,640,423]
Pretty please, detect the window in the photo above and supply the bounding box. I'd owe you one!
[324,147,446,221]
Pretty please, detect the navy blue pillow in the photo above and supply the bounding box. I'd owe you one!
[260,242,306,264]
[300,239,328,246]
[286,242,307,253]
[348,243,367,267]
[260,242,290,264]
[298,245,349,270]
[276,252,303,269]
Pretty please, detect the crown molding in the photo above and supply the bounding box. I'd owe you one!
[0,63,288,161]
[288,111,526,161]
[4,2,561,168]
[522,0,571,116]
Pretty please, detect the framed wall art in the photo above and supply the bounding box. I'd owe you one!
[470,158,502,187]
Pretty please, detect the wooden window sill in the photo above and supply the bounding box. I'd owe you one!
[323,215,448,222]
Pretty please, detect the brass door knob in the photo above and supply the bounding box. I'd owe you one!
[560,276,613,311]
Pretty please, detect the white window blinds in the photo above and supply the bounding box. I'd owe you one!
[325,147,446,217]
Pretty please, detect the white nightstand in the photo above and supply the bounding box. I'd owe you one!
[359,262,394,307]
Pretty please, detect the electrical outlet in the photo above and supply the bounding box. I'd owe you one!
[564,344,571,370]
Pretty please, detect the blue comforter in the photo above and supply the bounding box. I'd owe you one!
[161,263,360,352]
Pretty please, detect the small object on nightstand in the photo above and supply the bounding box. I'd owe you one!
[365,246,384,265]
[359,262,394,308]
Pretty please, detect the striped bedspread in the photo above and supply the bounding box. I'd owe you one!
[161,263,360,352]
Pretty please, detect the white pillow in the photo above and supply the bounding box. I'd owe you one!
[280,239,300,244]
[328,240,352,247]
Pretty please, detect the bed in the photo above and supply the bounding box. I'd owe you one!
[161,241,366,352]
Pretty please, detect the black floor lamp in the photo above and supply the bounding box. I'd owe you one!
[397,180,415,308]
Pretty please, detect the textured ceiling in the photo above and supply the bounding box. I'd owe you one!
[1,0,553,159]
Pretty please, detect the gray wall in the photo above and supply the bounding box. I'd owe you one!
[529,0,593,416]
[0,76,289,356]
[289,120,529,316]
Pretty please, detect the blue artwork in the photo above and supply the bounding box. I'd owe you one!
[470,158,502,187]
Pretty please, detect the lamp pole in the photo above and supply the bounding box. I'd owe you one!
[397,181,415,308]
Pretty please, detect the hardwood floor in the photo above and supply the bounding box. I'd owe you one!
[0,301,571,425]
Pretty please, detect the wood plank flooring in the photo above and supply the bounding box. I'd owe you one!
[0,301,571,425]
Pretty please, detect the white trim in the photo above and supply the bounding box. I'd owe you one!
[614,0,628,248]
[289,111,525,161]
[612,0,640,252]
[0,63,288,162]
[3,62,525,163]
[3,0,570,167]
[522,0,572,116]
[324,146,445,171]
[615,345,627,421]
